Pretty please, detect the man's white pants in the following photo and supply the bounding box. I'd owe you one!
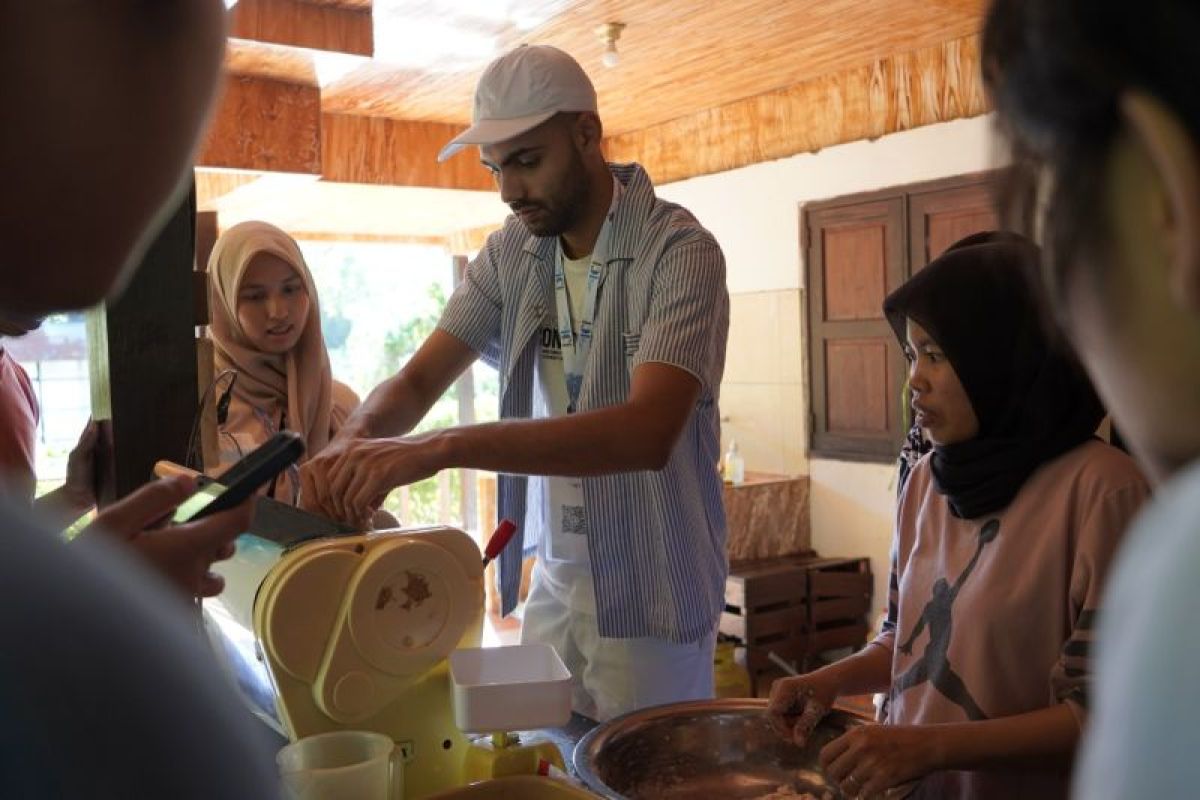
[519,570,716,722]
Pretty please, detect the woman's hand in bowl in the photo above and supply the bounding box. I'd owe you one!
[767,667,841,748]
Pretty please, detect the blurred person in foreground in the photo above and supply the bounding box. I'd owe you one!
[0,3,279,797]
[984,0,1200,796]
[0,313,99,529]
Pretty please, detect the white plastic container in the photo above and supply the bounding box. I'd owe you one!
[449,644,572,733]
[723,439,745,485]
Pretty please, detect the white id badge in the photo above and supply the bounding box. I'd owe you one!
[545,475,589,564]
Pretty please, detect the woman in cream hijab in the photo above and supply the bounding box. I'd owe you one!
[206,221,359,506]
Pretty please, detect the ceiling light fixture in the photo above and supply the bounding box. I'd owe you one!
[597,21,626,68]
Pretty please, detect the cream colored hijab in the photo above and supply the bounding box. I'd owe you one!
[207,221,352,461]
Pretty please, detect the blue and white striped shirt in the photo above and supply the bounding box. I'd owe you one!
[438,162,729,643]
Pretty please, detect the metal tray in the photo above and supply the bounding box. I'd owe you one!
[573,698,868,799]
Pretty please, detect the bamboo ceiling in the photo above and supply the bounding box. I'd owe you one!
[229,0,986,135]
[201,0,991,239]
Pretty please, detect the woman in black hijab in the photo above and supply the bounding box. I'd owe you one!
[886,231,1103,518]
[769,232,1149,799]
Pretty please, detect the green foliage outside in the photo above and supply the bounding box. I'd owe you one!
[374,282,459,525]
[304,241,501,530]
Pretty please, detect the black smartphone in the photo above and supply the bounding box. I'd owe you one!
[172,432,305,524]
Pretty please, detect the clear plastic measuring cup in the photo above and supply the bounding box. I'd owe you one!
[278,730,404,800]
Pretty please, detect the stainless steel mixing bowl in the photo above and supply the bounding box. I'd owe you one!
[573,698,869,799]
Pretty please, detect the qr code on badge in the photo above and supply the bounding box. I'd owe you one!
[561,505,587,536]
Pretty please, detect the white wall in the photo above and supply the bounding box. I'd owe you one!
[657,115,1004,293]
[656,115,1007,619]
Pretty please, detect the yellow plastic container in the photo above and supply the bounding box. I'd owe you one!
[461,733,564,784]
[713,639,752,698]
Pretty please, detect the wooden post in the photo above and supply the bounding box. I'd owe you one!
[452,254,479,536]
[437,470,452,525]
[478,472,499,614]
[88,184,200,504]
[195,208,220,470]
[399,485,411,524]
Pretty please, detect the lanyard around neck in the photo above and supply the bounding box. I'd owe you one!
[553,178,621,413]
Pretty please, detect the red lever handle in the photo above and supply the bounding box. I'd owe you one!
[482,519,517,566]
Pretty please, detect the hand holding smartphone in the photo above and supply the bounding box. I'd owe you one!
[172,432,305,524]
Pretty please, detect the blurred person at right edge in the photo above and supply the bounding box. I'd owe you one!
[984,1,1200,797]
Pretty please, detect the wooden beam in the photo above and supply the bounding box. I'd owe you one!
[229,0,372,56]
[223,37,371,89]
[194,210,219,324]
[277,230,447,246]
[225,38,318,86]
[197,75,321,174]
[195,170,263,210]
[88,186,200,504]
[321,113,494,190]
[604,35,988,185]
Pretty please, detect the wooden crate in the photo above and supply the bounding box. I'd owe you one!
[805,557,872,661]
[721,556,810,694]
[721,554,872,693]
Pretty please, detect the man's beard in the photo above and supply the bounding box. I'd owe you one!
[513,153,589,238]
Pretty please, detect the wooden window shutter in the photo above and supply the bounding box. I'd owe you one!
[803,170,1008,464]
[908,172,1001,269]
[805,195,907,461]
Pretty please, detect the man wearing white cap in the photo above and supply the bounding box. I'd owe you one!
[302,44,729,721]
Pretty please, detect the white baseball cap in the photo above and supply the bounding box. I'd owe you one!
[437,45,597,162]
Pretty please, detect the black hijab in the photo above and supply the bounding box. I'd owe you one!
[883,231,1104,518]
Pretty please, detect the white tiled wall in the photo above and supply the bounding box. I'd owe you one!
[720,289,807,475]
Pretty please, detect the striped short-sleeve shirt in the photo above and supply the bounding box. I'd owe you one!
[438,162,730,643]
